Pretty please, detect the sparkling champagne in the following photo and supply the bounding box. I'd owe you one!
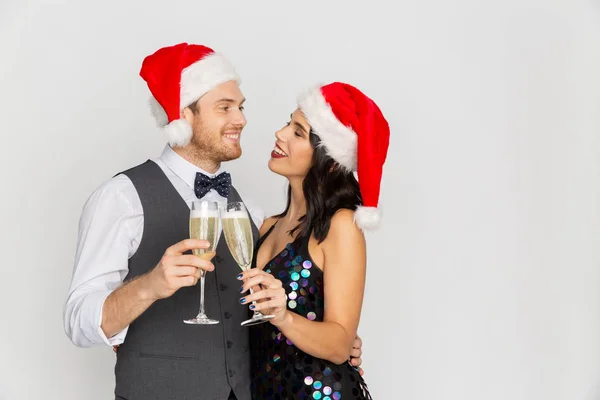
[221,202,274,326]
[222,211,254,270]
[185,201,220,325]
[189,210,219,259]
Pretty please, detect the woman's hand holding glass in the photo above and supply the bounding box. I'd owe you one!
[238,269,288,325]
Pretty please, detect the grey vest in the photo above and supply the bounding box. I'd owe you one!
[114,161,258,400]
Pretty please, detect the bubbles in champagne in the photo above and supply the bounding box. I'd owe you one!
[189,212,219,257]
[222,212,253,270]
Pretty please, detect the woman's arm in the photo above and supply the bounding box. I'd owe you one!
[242,209,366,364]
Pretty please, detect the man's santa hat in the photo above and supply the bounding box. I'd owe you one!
[139,42,240,147]
[298,82,390,230]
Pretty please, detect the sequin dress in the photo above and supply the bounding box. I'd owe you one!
[250,224,372,400]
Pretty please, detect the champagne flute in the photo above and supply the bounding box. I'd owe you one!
[221,202,275,326]
[184,200,220,325]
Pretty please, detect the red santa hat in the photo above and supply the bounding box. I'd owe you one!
[297,82,390,230]
[139,42,240,147]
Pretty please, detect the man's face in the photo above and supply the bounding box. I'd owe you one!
[183,81,247,162]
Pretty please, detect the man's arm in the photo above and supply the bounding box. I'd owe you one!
[100,239,214,338]
[63,178,139,347]
[64,177,214,346]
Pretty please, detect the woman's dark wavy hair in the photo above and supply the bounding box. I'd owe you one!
[275,130,362,242]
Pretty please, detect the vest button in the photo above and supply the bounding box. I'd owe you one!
[228,369,234,377]
[227,340,233,349]
[220,284,228,291]
[224,312,232,319]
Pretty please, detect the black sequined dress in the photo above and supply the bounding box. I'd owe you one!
[250,224,372,400]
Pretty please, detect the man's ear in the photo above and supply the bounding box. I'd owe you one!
[181,106,195,124]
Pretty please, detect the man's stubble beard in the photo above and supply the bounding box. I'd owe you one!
[188,122,242,165]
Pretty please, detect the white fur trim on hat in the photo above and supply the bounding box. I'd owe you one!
[180,52,241,108]
[164,119,193,147]
[148,96,192,146]
[354,206,381,230]
[297,86,357,171]
[149,96,169,127]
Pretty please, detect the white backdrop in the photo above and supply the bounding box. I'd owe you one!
[1,1,599,399]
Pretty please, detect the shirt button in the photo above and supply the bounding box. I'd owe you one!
[220,284,228,291]
[227,340,233,349]
[215,255,223,263]
[224,312,232,319]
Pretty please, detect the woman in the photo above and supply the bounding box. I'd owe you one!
[238,82,389,399]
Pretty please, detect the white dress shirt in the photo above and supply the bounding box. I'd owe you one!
[63,145,266,347]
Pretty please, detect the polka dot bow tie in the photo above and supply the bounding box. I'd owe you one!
[194,171,232,199]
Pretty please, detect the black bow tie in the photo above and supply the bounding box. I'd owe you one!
[194,171,231,198]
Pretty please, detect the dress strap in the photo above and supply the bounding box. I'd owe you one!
[256,219,279,249]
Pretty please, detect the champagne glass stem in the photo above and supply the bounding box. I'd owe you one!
[199,271,206,317]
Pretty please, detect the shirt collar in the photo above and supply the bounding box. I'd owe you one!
[159,145,225,190]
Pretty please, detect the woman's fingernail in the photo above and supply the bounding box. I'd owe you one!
[249,305,255,310]
[239,286,244,293]
[239,298,246,304]
[236,273,243,280]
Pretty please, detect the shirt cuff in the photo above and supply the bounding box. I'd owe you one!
[86,290,129,346]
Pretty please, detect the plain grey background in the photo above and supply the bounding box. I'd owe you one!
[1,1,599,399]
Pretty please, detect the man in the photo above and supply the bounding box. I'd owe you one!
[63,43,363,400]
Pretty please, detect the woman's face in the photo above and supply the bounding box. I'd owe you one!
[268,108,314,179]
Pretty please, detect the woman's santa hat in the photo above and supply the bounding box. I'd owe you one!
[139,42,240,147]
[297,82,390,230]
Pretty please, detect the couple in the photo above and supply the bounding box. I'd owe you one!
[63,43,389,400]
